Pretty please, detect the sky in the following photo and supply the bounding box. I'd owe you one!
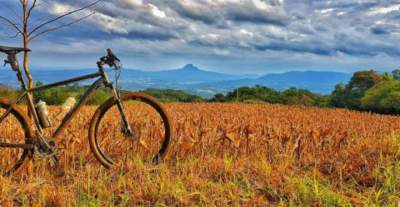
[0,0,400,75]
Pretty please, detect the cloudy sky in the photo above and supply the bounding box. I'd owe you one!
[0,0,400,74]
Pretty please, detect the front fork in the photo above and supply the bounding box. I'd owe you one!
[101,68,133,137]
[114,87,134,136]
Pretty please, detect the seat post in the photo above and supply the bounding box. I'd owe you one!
[7,52,27,90]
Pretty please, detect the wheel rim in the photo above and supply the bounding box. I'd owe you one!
[0,108,28,176]
[94,98,169,169]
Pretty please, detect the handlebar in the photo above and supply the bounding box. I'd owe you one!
[107,48,120,62]
[99,48,121,69]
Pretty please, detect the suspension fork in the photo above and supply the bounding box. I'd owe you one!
[112,84,133,135]
[100,67,133,135]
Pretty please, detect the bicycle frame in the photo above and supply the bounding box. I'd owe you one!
[0,60,131,149]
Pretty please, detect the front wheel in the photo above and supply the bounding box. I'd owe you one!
[89,93,172,169]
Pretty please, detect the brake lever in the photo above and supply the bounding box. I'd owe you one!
[3,60,10,67]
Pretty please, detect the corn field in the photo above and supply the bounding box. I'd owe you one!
[1,103,400,206]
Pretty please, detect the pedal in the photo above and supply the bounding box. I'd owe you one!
[35,137,57,158]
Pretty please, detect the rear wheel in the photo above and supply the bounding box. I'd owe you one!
[0,100,33,176]
[89,93,172,169]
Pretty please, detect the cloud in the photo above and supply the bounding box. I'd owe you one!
[1,0,400,72]
[368,4,400,15]
[170,0,288,26]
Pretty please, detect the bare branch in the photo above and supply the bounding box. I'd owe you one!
[9,31,22,38]
[2,3,22,22]
[26,0,38,20]
[0,15,23,34]
[0,25,22,38]
[29,0,100,37]
[29,12,95,41]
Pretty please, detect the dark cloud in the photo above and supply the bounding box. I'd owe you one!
[252,41,333,56]
[170,0,288,26]
[370,26,390,35]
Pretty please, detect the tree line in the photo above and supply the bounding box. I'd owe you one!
[211,69,400,114]
[0,69,400,114]
[330,69,400,114]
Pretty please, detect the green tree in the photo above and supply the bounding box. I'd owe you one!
[382,72,394,81]
[330,84,347,107]
[281,87,330,107]
[392,69,400,80]
[210,93,226,102]
[225,86,281,103]
[281,87,315,106]
[361,80,400,114]
[86,89,110,105]
[344,70,382,109]
[141,89,204,102]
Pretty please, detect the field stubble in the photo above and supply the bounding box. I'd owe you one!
[1,103,400,206]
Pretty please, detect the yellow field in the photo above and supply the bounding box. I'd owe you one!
[1,103,400,206]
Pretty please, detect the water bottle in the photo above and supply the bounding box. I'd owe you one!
[36,100,52,128]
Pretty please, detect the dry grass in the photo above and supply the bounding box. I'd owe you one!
[1,103,400,206]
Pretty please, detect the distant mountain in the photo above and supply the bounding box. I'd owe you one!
[119,64,245,88]
[0,65,352,98]
[257,71,351,94]
[182,71,351,97]
[150,64,241,83]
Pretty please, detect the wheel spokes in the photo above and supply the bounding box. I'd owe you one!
[95,100,167,167]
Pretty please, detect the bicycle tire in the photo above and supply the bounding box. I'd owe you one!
[88,92,172,169]
[0,98,33,176]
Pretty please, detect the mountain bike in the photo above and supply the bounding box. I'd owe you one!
[0,46,172,176]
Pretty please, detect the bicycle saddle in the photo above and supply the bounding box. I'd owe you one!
[0,45,30,54]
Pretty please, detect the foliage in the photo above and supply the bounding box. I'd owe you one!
[281,87,330,107]
[382,72,394,81]
[0,85,19,100]
[392,69,400,80]
[224,85,281,103]
[361,80,400,114]
[331,83,347,108]
[141,88,204,102]
[85,88,110,105]
[32,81,110,105]
[335,70,382,109]
[209,93,226,102]
[211,85,330,107]
[330,69,400,114]
[1,68,400,115]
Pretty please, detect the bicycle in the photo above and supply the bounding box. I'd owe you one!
[0,46,172,176]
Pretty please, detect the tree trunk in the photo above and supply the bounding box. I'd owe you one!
[23,40,33,89]
[21,0,33,89]
[21,0,34,118]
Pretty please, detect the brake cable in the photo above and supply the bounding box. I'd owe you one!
[114,62,122,95]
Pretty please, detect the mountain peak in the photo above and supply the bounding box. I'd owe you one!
[182,64,200,71]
